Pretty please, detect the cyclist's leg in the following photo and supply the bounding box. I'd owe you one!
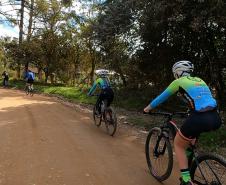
[174,112,200,184]
[174,133,194,184]
[30,82,33,90]
[105,88,114,107]
[96,95,102,114]
[25,81,29,90]
[175,110,222,184]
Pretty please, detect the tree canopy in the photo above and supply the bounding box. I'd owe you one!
[0,0,226,105]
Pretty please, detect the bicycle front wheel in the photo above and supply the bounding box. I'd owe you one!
[104,108,117,136]
[145,127,173,182]
[190,153,226,185]
[25,86,29,95]
[93,106,102,127]
[30,88,34,96]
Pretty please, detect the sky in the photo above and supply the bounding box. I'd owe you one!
[0,0,20,38]
[0,0,94,38]
[0,21,19,38]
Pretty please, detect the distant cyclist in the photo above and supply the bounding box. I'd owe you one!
[24,69,35,91]
[143,60,222,185]
[87,69,114,115]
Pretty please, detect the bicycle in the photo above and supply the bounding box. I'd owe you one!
[25,83,34,96]
[92,95,117,136]
[144,111,226,184]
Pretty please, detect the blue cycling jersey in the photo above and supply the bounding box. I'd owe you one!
[88,77,111,95]
[25,72,35,80]
[150,76,217,111]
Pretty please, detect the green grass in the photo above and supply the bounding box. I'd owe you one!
[7,79,96,105]
[127,117,150,128]
[198,124,226,152]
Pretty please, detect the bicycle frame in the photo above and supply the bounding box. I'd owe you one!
[26,83,33,90]
[167,121,221,184]
[153,120,178,158]
[146,111,225,184]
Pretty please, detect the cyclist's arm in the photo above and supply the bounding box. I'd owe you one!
[88,81,97,96]
[31,73,34,80]
[23,72,28,80]
[150,79,179,108]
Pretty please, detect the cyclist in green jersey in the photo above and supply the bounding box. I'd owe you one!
[144,60,222,185]
[88,69,114,115]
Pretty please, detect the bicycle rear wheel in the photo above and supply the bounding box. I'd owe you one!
[104,107,117,136]
[145,127,173,181]
[25,86,29,95]
[30,87,34,96]
[93,106,102,127]
[190,153,226,185]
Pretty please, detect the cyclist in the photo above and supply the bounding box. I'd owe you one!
[24,69,35,91]
[87,69,114,116]
[2,71,9,87]
[143,60,222,185]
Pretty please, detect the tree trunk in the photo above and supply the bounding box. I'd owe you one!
[45,72,49,83]
[27,0,34,42]
[90,57,95,85]
[50,73,54,84]
[19,0,25,45]
[16,65,21,79]
[17,0,25,79]
[24,0,34,70]
[38,67,42,81]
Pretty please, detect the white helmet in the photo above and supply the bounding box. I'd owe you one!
[95,69,109,77]
[172,60,194,79]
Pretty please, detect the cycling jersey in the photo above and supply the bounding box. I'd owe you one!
[150,76,217,111]
[88,77,111,96]
[25,72,35,81]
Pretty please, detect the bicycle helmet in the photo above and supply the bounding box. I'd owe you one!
[95,69,109,77]
[172,60,194,79]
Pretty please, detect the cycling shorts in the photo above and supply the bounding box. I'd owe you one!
[27,79,34,84]
[179,109,222,140]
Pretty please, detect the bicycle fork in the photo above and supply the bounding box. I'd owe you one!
[153,134,168,157]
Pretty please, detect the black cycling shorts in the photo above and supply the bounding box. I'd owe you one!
[27,79,34,84]
[180,109,222,140]
[101,88,114,106]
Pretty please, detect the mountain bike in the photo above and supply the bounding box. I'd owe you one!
[145,111,226,184]
[25,83,34,96]
[92,95,117,136]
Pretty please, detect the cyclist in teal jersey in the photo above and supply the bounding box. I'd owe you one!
[88,69,114,115]
[144,60,222,185]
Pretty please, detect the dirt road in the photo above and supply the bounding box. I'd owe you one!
[0,89,179,185]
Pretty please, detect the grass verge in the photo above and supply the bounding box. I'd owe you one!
[6,79,96,105]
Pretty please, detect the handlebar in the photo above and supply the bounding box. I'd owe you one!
[143,111,188,118]
[90,94,100,97]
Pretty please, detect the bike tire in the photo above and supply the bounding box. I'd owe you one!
[25,86,29,95]
[104,107,117,136]
[145,127,173,182]
[30,88,34,96]
[93,106,102,127]
[190,153,226,185]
